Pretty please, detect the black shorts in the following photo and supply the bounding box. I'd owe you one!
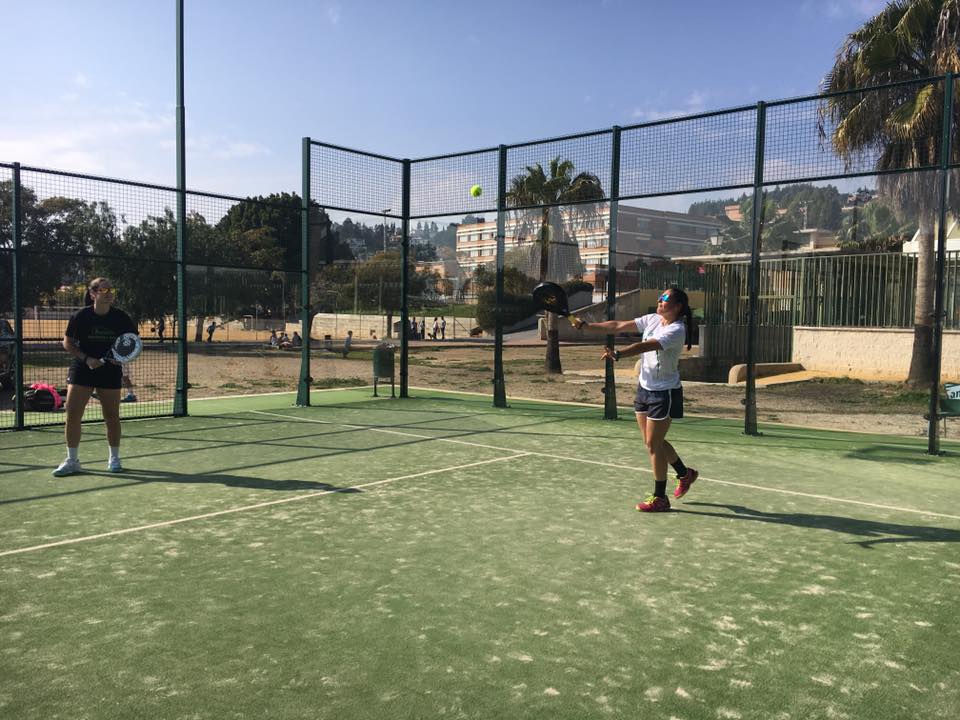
[634,386,684,421]
[67,361,123,389]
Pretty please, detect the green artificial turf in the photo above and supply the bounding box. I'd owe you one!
[1,389,958,719]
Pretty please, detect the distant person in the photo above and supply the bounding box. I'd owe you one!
[291,331,302,348]
[418,317,425,340]
[342,330,353,358]
[279,332,293,350]
[269,329,279,347]
[432,317,439,340]
[206,320,217,342]
[52,277,138,476]
[156,316,165,344]
[409,318,418,340]
[120,364,137,403]
[440,316,446,340]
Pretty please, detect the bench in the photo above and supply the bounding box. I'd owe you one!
[926,383,960,434]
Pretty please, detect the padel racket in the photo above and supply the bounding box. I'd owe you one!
[102,332,142,364]
[532,282,571,317]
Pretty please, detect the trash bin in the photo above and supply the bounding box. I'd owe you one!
[372,343,395,398]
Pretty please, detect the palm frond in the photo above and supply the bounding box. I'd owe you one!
[886,83,937,137]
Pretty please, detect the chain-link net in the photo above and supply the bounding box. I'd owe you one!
[0,250,13,430]
[620,109,757,198]
[403,210,488,397]
[185,265,302,398]
[766,79,944,184]
[5,170,180,426]
[0,167,14,429]
[18,168,177,260]
[309,143,402,217]
[495,201,607,404]
[505,132,612,210]
[4,77,958,441]
[307,209,401,394]
[180,192,304,399]
[185,191,301,271]
[410,150,498,218]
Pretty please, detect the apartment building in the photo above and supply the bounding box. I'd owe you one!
[455,205,722,278]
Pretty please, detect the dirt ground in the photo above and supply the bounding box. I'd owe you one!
[179,341,952,440]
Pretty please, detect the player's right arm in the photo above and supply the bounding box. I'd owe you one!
[571,318,637,333]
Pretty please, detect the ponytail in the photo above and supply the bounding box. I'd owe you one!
[669,286,694,350]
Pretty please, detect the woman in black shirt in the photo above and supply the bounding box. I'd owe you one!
[53,277,137,476]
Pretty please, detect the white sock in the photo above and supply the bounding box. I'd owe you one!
[109,446,120,461]
[67,447,79,461]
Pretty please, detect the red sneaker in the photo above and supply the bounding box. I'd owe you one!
[636,495,671,512]
[673,468,699,499]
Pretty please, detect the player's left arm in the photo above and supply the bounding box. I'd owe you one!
[601,339,661,362]
[120,310,139,336]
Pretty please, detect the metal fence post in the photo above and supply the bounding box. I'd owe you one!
[493,145,508,408]
[744,101,766,436]
[603,127,621,420]
[11,163,24,430]
[400,159,411,398]
[928,72,954,455]
[297,137,312,406]
[174,0,188,417]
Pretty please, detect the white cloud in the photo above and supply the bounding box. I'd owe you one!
[215,141,270,161]
[327,4,341,25]
[73,72,90,89]
[801,0,886,19]
[631,90,711,122]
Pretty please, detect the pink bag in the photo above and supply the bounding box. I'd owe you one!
[29,382,63,410]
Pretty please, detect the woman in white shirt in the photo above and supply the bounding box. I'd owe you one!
[573,287,699,513]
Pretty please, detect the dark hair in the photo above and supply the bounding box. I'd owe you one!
[665,286,694,350]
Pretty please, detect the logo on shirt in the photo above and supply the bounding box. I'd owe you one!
[89,326,118,342]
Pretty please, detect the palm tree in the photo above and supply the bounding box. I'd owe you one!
[819,0,960,387]
[505,157,606,373]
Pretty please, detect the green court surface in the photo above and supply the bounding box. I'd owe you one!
[1,389,958,720]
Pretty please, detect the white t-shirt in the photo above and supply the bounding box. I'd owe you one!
[634,314,686,391]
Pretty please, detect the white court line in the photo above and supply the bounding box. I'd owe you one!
[0,452,529,558]
[251,410,960,523]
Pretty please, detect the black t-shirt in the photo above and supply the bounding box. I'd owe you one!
[65,307,137,360]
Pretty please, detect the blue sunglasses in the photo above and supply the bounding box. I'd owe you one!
[658,293,672,303]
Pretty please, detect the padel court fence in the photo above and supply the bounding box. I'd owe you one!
[4,74,960,452]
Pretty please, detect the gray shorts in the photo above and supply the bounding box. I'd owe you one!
[634,386,684,421]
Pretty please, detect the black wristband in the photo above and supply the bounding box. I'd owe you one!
[613,349,621,361]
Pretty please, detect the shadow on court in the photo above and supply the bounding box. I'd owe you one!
[121,468,363,494]
[0,469,361,507]
[677,502,960,549]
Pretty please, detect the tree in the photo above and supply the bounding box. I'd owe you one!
[707,195,803,255]
[819,0,960,387]
[0,182,102,311]
[216,193,301,270]
[505,157,606,373]
[837,197,913,250]
[90,208,177,325]
[310,250,433,338]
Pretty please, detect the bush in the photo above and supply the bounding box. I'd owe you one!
[476,290,539,331]
[562,279,593,296]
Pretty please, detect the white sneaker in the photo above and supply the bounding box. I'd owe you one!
[52,459,82,477]
[107,457,123,473]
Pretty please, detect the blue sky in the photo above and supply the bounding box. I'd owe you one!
[1,0,887,199]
